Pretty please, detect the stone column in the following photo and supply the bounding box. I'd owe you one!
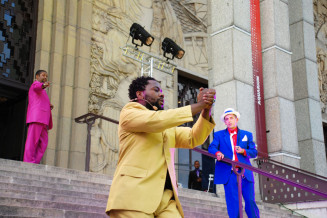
[289,0,327,176]
[260,0,300,167]
[208,0,256,196]
[209,0,255,133]
[35,0,58,165]
[68,0,92,170]
[35,0,92,170]
[55,0,78,168]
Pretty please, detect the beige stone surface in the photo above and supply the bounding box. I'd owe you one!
[56,149,70,168]
[75,28,92,59]
[289,0,314,25]
[51,23,65,54]
[210,0,250,33]
[78,0,93,31]
[52,0,66,25]
[290,0,327,176]
[66,0,78,26]
[62,55,76,87]
[61,86,74,118]
[211,30,234,85]
[57,117,73,151]
[47,118,58,150]
[36,20,52,53]
[49,53,63,85]
[34,50,50,72]
[75,58,91,88]
[69,151,86,171]
[38,0,53,22]
[260,0,291,50]
[64,26,77,57]
[295,99,312,142]
[31,0,326,180]
[42,148,56,166]
[265,97,282,152]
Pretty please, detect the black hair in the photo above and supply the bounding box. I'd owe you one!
[35,70,47,78]
[194,160,200,164]
[128,76,158,100]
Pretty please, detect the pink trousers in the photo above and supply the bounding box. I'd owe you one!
[23,123,48,164]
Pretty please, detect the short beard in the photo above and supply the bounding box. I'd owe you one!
[145,101,163,111]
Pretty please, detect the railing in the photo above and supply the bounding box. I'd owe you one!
[255,157,327,204]
[75,113,327,218]
[74,113,119,171]
[193,147,327,218]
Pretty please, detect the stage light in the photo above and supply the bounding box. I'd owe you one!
[161,37,185,60]
[129,23,154,47]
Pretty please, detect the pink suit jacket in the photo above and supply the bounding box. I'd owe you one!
[26,81,53,129]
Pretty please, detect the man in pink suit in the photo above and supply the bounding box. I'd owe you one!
[24,70,53,164]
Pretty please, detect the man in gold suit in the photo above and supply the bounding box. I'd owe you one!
[106,76,216,218]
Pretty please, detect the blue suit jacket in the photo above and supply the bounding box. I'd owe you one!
[208,128,258,184]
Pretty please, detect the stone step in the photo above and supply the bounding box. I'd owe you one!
[181,201,228,213]
[183,210,228,218]
[179,194,226,205]
[181,200,227,211]
[0,159,113,184]
[0,205,107,218]
[179,192,299,217]
[0,174,109,195]
[182,205,229,217]
[0,158,302,218]
[0,178,297,217]
[0,168,111,191]
[0,188,230,214]
[0,182,108,201]
[0,205,64,217]
[0,197,105,214]
[0,189,105,207]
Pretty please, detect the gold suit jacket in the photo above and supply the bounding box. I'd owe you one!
[106,102,215,217]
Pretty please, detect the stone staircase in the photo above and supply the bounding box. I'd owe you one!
[0,158,301,218]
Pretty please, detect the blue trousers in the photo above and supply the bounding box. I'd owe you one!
[224,171,260,218]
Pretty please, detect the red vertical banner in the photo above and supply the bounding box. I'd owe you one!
[250,0,268,158]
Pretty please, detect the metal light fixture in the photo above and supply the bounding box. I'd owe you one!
[129,23,154,47]
[161,37,185,60]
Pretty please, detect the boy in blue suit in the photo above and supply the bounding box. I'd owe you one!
[209,108,260,218]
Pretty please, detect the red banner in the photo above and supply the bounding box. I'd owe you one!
[250,0,268,157]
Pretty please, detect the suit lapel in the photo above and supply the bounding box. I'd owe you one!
[223,129,233,152]
[237,128,242,146]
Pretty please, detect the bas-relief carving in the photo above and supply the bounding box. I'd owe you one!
[317,49,327,113]
[90,119,118,173]
[88,0,208,174]
[182,0,208,25]
[90,1,143,114]
[89,0,146,174]
[177,0,209,74]
[314,0,327,113]
[184,33,208,74]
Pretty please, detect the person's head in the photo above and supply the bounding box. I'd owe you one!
[128,76,164,110]
[221,108,240,130]
[35,70,48,83]
[194,160,200,169]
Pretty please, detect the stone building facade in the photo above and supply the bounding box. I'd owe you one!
[1,0,327,182]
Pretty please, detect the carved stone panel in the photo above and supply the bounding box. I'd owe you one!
[88,0,209,175]
[315,0,327,113]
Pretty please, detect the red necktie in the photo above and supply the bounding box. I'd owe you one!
[230,131,238,162]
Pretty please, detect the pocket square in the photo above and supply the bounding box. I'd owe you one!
[242,135,248,141]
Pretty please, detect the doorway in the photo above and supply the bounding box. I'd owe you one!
[177,74,216,192]
[0,0,38,160]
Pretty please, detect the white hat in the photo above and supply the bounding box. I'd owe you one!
[220,108,240,122]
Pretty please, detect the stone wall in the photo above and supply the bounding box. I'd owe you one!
[35,0,209,173]
[35,0,92,170]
